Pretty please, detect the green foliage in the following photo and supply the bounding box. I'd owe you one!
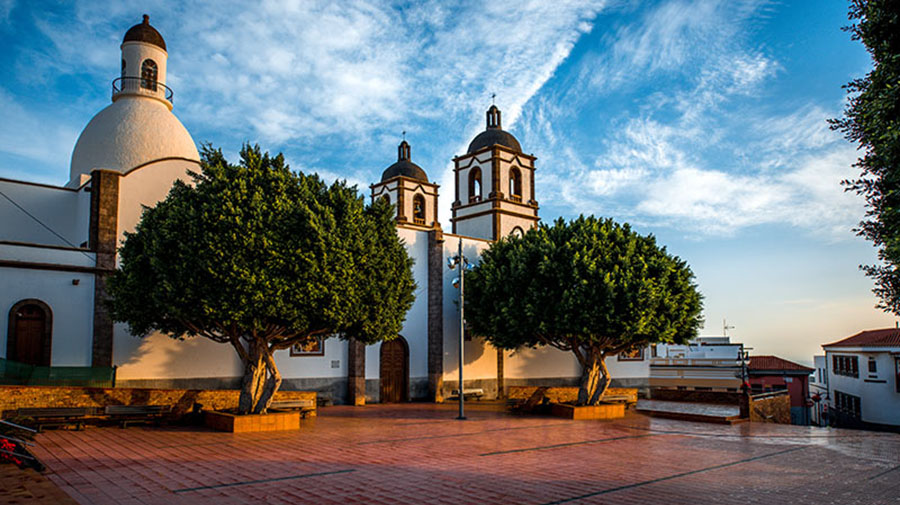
[108,144,415,412]
[832,0,900,313]
[466,216,703,357]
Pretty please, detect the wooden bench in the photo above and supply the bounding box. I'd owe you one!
[104,405,172,428]
[449,388,484,399]
[269,400,315,418]
[17,407,94,432]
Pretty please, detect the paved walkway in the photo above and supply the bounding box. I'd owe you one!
[26,403,900,504]
[635,399,741,417]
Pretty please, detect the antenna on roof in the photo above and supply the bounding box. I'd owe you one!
[723,318,735,337]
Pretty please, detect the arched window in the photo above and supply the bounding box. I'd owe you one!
[413,194,426,224]
[468,168,482,202]
[141,59,158,91]
[509,167,522,201]
[511,226,525,238]
[7,299,53,366]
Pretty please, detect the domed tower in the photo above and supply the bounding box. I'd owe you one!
[371,139,439,229]
[451,106,538,240]
[67,14,198,187]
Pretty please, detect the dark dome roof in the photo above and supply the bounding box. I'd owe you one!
[467,105,522,154]
[381,140,429,182]
[467,129,521,154]
[123,15,166,50]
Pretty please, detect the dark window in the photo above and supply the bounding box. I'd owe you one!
[833,354,859,378]
[868,358,877,374]
[121,59,126,78]
[834,390,861,418]
[141,59,158,91]
[412,194,425,224]
[509,167,522,201]
[896,358,900,393]
[468,168,482,202]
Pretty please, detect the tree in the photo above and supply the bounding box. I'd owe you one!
[832,0,900,313]
[108,145,416,414]
[465,216,703,405]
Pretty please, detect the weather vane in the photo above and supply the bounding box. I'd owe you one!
[491,93,496,105]
[402,130,406,141]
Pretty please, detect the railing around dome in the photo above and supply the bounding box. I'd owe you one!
[111,77,173,104]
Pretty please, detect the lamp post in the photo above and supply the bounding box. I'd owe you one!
[448,236,470,420]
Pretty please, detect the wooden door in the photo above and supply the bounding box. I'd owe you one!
[13,304,47,366]
[380,337,408,403]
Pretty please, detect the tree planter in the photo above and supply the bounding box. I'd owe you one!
[204,410,300,433]
[550,402,625,420]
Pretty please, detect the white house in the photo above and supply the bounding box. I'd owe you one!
[809,355,828,427]
[822,328,900,432]
[1,15,657,404]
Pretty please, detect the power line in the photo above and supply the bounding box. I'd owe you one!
[0,188,95,261]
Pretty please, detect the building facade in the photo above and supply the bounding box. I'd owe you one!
[1,16,657,403]
[822,328,900,432]
[747,355,813,425]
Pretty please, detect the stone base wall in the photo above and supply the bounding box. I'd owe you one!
[0,385,316,417]
[749,392,791,424]
[650,388,742,405]
[507,386,638,404]
[120,376,347,404]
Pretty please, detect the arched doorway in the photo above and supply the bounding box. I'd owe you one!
[380,336,409,403]
[7,300,52,366]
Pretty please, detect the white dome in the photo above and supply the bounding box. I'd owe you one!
[69,96,199,183]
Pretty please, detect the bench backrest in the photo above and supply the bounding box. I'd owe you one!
[104,405,172,415]
[17,407,93,418]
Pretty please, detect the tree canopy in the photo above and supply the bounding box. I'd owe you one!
[108,144,415,414]
[832,0,900,313]
[465,216,703,405]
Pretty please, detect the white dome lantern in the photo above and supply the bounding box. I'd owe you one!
[68,15,198,187]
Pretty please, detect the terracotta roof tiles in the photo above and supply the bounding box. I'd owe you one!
[823,328,900,348]
[747,355,813,373]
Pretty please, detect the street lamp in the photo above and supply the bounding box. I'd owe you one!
[447,236,473,420]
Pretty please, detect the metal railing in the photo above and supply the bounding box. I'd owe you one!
[112,77,173,103]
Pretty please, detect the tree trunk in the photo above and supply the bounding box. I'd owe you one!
[238,342,266,415]
[253,346,283,414]
[576,351,611,406]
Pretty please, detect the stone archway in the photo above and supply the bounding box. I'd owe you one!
[7,299,53,366]
[380,336,409,403]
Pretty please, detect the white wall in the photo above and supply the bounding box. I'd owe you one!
[826,348,900,426]
[0,265,94,366]
[0,180,89,247]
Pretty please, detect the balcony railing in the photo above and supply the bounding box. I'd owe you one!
[112,77,173,104]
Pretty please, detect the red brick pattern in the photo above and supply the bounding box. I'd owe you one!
[29,403,900,504]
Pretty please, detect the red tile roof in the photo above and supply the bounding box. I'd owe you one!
[747,355,813,373]
[823,328,900,348]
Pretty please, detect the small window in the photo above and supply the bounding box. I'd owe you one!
[509,167,522,201]
[413,194,426,224]
[121,59,126,78]
[468,168,482,202]
[510,226,524,238]
[141,59,158,91]
[868,358,877,374]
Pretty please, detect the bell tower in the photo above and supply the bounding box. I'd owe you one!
[116,15,172,110]
[451,106,538,240]
[371,139,439,229]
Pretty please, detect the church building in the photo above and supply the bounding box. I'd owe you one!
[0,16,651,403]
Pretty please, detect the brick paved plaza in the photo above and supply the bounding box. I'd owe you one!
[25,403,900,504]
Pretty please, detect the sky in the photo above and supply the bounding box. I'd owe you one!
[0,0,894,365]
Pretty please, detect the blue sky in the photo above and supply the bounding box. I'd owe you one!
[0,0,893,364]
